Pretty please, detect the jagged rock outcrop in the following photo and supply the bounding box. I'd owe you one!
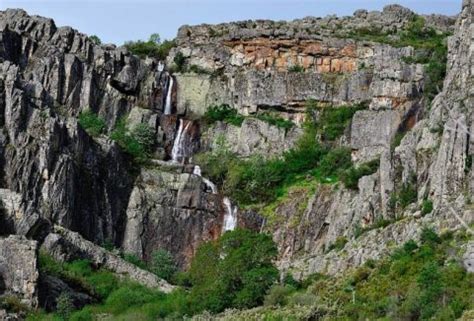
[0,235,38,307]
[41,226,175,292]
[122,168,223,267]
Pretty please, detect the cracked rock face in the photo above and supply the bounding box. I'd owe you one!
[0,235,38,307]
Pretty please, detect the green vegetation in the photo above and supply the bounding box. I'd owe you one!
[173,52,186,72]
[326,236,348,253]
[421,199,434,215]
[187,229,278,312]
[341,159,380,190]
[203,104,295,130]
[255,112,295,130]
[150,249,177,282]
[203,104,245,126]
[30,230,278,320]
[110,118,155,161]
[198,102,364,206]
[124,34,175,60]
[389,173,418,211]
[216,228,473,321]
[353,217,401,239]
[88,35,101,45]
[317,104,365,141]
[288,65,304,73]
[78,110,106,137]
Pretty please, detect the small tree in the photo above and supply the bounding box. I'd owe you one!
[151,249,177,282]
[149,33,161,44]
[89,35,102,45]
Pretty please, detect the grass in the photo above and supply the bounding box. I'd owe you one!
[288,65,304,73]
[255,112,295,131]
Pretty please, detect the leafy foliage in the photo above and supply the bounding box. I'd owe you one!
[255,112,295,130]
[203,104,245,126]
[150,249,177,282]
[216,229,473,321]
[88,35,102,45]
[341,159,380,190]
[124,34,175,60]
[78,109,106,137]
[188,229,279,313]
[110,118,155,161]
[318,105,365,141]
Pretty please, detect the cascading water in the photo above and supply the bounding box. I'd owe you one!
[163,75,174,115]
[193,165,218,194]
[171,119,191,163]
[222,197,238,232]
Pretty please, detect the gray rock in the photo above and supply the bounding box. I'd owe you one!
[0,235,38,307]
[463,241,474,273]
[41,226,175,293]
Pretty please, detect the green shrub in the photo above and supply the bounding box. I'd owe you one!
[318,105,365,141]
[341,159,380,190]
[398,181,418,209]
[78,110,106,137]
[125,34,175,60]
[69,308,94,321]
[326,236,348,253]
[203,104,245,126]
[264,285,295,306]
[88,35,101,45]
[255,112,295,130]
[56,293,74,320]
[421,199,434,215]
[173,52,186,72]
[150,249,177,282]
[122,253,147,270]
[110,118,154,161]
[288,65,304,72]
[317,147,352,178]
[188,229,278,313]
[0,295,30,313]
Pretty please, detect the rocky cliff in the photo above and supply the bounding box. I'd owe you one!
[0,1,472,317]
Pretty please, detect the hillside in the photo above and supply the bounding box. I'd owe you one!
[0,1,472,320]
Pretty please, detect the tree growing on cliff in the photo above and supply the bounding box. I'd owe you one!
[188,229,279,313]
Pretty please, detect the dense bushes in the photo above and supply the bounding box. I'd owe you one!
[203,104,295,130]
[110,118,155,161]
[341,159,380,190]
[29,230,278,320]
[124,34,175,60]
[78,110,106,137]
[198,103,364,206]
[233,228,473,321]
[188,229,278,313]
[203,104,245,126]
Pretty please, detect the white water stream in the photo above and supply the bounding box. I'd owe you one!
[164,76,174,115]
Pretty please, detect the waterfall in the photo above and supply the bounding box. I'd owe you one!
[222,197,237,232]
[193,165,202,176]
[171,119,192,163]
[193,165,218,194]
[164,76,174,115]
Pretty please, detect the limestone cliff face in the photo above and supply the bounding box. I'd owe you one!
[0,1,471,311]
